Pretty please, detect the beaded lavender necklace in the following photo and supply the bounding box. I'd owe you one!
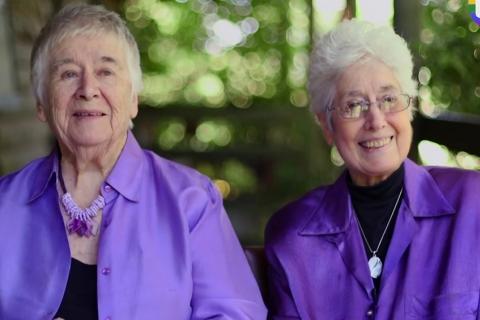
[58,169,105,237]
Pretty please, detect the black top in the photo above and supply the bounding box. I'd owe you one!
[347,164,404,296]
[55,258,98,320]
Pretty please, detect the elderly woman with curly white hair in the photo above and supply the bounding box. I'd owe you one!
[0,4,266,320]
[265,20,480,319]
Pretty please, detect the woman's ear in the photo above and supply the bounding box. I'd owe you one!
[36,103,48,123]
[129,89,139,120]
[315,113,334,146]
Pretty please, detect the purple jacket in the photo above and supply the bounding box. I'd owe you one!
[0,132,267,320]
[265,159,480,320]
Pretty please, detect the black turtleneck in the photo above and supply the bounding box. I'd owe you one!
[55,258,98,320]
[347,164,404,295]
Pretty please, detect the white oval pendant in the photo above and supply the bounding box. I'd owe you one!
[368,256,382,279]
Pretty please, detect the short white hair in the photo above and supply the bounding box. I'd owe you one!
[308,19,417,126]
[30,4,143,107]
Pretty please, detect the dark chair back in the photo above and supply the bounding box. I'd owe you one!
[244,246,269,307]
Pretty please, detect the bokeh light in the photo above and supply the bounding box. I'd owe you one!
[419,141,480,170]
[157,119,186,150]
[418,140,455,166]
[356,0,394,26]
[313,0,346,32]
[214,179,232,198]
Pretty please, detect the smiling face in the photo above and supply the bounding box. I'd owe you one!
[37,32,138,153]
[319,58,413,186]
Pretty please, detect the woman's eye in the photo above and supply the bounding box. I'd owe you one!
[61,71,78,80]
[383,95,397,103]
[346,101,364,110]
[99,69,113,76]
[346,101,357,109]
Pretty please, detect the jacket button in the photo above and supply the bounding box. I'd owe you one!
[104,185,112,192]
[105,317,111,320]
[101,267,111,275]
[367,309,374,317]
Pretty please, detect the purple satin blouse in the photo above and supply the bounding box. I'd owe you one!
[266,159,480,319]
[0,131,267,320]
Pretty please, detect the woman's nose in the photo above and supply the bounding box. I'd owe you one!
[363,103,387,130]
[75,72,100,100]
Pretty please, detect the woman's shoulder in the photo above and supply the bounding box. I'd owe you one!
[141,149,218,204]
[405,159,480,190]
[0,155,54,208]
[424,165,480,190]
[143,150,211,186]
[0,155,52,189]
[417,165,480,212]
[265,185,331,243]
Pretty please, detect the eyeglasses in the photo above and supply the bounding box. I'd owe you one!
[330,93,412,120]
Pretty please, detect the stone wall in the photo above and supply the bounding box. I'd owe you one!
[0,0,51,174]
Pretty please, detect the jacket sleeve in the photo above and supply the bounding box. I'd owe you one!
[187,181,267,320]
[265,243,300,319]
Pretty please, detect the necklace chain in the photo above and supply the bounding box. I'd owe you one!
[355,188,403,256]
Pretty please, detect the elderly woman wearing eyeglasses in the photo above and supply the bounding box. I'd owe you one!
[265,20,480,320]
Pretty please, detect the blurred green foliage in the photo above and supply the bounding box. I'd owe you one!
[123,0,480,242]
[125,0,310,108]
[419,0,480,115]
[124,0,333,242]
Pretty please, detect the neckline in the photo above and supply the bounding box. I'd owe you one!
[347,164,404,204]
[71,257,97,268]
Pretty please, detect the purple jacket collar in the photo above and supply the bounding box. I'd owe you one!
[293,159,456,296]
[105,131,145,202]
[27,131,145,204]
[299,158,455,236]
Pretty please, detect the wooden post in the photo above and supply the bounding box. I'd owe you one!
[393,0,422,161]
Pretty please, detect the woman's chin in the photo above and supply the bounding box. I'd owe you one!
[349,161,402,185]
[65,133,113,149]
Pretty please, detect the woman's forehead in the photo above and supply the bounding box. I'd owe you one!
[335,60,402,98]
[340,86,400,98]
[50,33,128,65]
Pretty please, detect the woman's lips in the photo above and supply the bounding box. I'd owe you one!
[73,111,106,117]
[359,136,393,149]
